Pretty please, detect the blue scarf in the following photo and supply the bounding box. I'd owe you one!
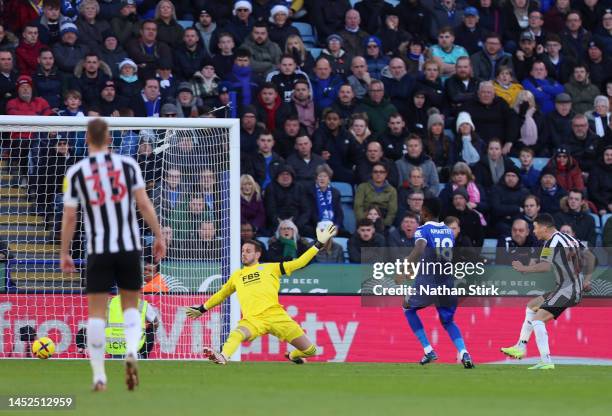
[230,65,253,106]
[120,74,138,83]
[316,185,334,222]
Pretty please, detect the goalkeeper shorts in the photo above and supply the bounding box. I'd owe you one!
[239,307,305,342]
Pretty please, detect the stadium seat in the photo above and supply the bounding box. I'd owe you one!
[342,203,356,233]
[602,213,612,228]
[332,181,354,204]
[349,0,360,7]
[590,213,602,235]
[533,158,549,171]
[258,237,269,249]
[178,20,193,29]
[481,239,497,262]
[292,22,316,47]
[385,0,400,5]
[510,157,520,168]
[310,47,322,59]
[334,237,349,263]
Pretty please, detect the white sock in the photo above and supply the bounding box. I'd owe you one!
[123,308,141,358]
[87,318,107,384]
[424,345,433,354]
[518,307,536,350]
[532,320,552,364]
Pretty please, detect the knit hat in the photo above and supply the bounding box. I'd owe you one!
[427,113,444,130]
[160,103,178,116]
[554,146,569,156]
[452,187,469,201]
[327,34,343,45]
[505,164,521,177]
[121,0,136,6]
[233,0,252,15]
[177,82,193,94]
[16,75,33,87]
[102,30,117,42]
[118,58,137,70]
[269,4,289,22]
[60,22,78,36]
[464,6,479,17]
[241,104,257,117]
[364,35,382,49]
[100,80,115,92]
[276,164,295,179]
[456,111,475,132]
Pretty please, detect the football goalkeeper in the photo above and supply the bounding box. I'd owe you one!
[186,223,337,364]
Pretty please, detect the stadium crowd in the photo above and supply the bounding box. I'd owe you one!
[1,0,612,265]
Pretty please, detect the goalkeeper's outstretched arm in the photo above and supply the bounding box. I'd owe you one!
[185,278,236,318]
[281,223,337,275]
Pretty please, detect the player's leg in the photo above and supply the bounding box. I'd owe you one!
[501,296,544,359]
[266,310,316,364]
[436,306,474,369]
[403,306,437,364]
[119,288,142,390]
[528,307,556,370]
[87,293,108,391]
[286,334,317,364]
[220,326,252,360]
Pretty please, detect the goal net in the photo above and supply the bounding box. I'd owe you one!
[0,116,240,360]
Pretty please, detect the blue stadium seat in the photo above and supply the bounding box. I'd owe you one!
[258,237,269,249]
[310,47,322,59]
[334,237,349,263]
[178,20,193,29]
[332,181,354,204]
[292,22,316,47]
[533,158,549,171]
[510,157,520,168]
[349,0,360,7]
[590,213,602,235]
[481,238,497,262]
[602,213,612,228]
[342,203,356,233]
[385,0,400,6]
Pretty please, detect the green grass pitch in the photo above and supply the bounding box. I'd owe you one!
[0,360,611,416]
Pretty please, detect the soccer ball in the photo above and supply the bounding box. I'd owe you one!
[32,337,55,359]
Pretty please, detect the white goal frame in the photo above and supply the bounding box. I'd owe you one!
[0,115,242,360]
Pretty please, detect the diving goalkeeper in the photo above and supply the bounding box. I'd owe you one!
[186,223,337,364]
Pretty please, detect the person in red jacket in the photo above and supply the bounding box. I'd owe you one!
[5,74,53,179]
[543,146,585,192]
[15,23,47,76]
[9,0,43,34]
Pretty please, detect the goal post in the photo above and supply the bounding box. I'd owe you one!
[0,115,241,360]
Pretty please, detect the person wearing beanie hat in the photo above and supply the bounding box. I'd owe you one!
[115,57,142,101]
[110,0,141,46]
[441,185,484,247]
[454,112,483,166]
[224,1,254,46]
[427,113,444,131]
[52,23,88,76]
[100,30,127,79]
[451,186,470,202]
[175,81,203,118]
[321,34,351,77]
[489,162,530,236]
[268,4,300,50]
[540,145,586,193]
[363,35,389,80]
[337,9,370,57]
[587,145,612,215]
[239,105,263,153]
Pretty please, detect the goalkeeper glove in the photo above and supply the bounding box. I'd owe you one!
[186,304,207,319]
[315,223,337,248]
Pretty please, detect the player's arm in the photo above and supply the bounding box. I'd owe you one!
[513,243,552,273]
[134,188,166,261]
[281,223,336,275]
[580,245,596,292]
[395,238,426,284]
[186,276,236,318]
[60,205,78,272]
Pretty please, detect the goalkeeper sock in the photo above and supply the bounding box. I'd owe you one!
[87,318,107,384]
[532,320,552,364]
[123,308,141,358]
[221,329,246,358]
[289,344,317,360]
[404,308,432,353]
[517,307,536,350]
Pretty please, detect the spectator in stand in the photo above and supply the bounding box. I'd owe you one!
[398,38,427,76]
[153,168,184,222]
[561,114,598,173]
[512,31,539,81]
[446,56,479,115]
[472,138,516,189]
[284,35,315,75]
[439,162,489,218]
[502,0,537,53]
[444,215,484,264]
[289,80,316,135]
[52,23,88,77]
[70,52,111,108]
[585,40,612,89]
[395,0,430,41]
[396,134,440,194]
[364,36,389,81]
[375,11,410,56]
[586,96,610,138]
[193,9,216,57]
[266,219,312,262]
[453,111,485,165]
[521,60,564,115]
[266,55,309,104]
[416,59,446,113]
[75,0,110,53]
[264,165,311,236]
[267,3,299,50]
[587,145,612,215]
[34,0,66,46]
[331,83,358,122]
[175,82,201,118]
[357,80,397,135]
[425,113,454,181]
[380,57,415,118]
[311,108,354,183]
[464,81,518,150]
[512,89,549,156]
[441,187,485,247]
[355,0,394,35]
[517,194,541,230]
[249,131,283,190]
[554,189,596,247]
[154,0,184,48]
[286,135,326,187]
[239,106,262,154]
[224,0,255,47]
[355,140,400,188]
[347,112,375,166]
[310,57,343,116]
[367,203,389,235]
[396,189,426,225]
[126,19,173,80]
[541,34,575,85]
[430,0,464,41]
[402,90,430,138]
[560,10,592,61]
[347,56,372,100]
[32,48,63,111]
[156,55,177,102]
[518,147,541,190]
[490,165,530,236]
[130,77,162,117]
[305,165,344,237]
[255,82,294,133]
[337,8,369,58]
[348,218,386,263]
[543,146,585,192]
[493,65,523,108]
[110,0,141,46]
[311,0,351,46]
[377,113,408,162]
[16,24,47,77]
[454,7,487,55]
[113,108,139,155]
[354,162,398,228]
[545,92,575,150]
[173,28,207,82]
[471,32,514,81]
[0,50,18,114]
[532,171,567,215]
[543,0,571,34]
[99,31,127,79]
[564,63,600,115]
[190,62,220,106]
[273,116,301,159]
[388,212,418,248]
[224,48,260,111]
[496,218,539,266]
[211,32,235,79]
[429,26,469,83]
[314,220,345,264]
[0,24,19,52]
[242,22,282,79]
[240,174,265,232]
[321,34,352,78]
[115,58,141,102]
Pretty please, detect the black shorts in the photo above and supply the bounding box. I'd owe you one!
[86,251,143,293]
[540,289,578,320]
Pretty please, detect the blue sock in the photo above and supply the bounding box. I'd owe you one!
[404,308,432,351]
[442,321,466,353]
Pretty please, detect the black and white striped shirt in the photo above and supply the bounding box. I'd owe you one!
[63,152,145,255]
[540,231,586,303]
